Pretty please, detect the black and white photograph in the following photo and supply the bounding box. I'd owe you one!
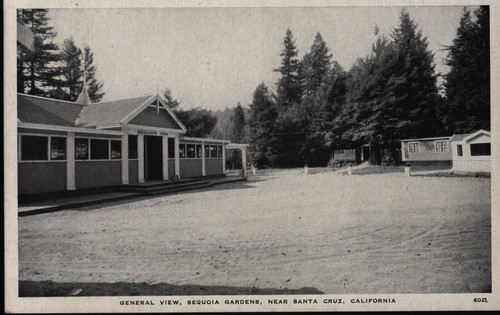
[4,0,499,312]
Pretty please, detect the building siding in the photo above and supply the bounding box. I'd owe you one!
[128,160,138,184]
[18,162,66,194]
[180,159,203,178]
[75,161,122,189]
[403,139,451,161]
[206,159,223,176]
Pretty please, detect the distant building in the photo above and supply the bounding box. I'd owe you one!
[449,129,491,174]
[400,136,452,166]
[17,90,237,196]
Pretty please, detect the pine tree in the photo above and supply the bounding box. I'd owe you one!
[83,46,105,102]
[343,33,399,152]
[389,9,441,139]
[444,6,490,133]
[58,37,83,101]
[17,9,63,96]
[301,32,332,96]
[231,103,246,143]
[274,29,302,108]
[162,88,180,109]
[249,83,279,167]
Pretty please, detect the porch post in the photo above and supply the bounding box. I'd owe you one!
[241,147,247,177]
[222,143,226,174]
[162,135,169,180]
[138,134,145,183]
[66,132,76,190]
[121,135,129,184]
[174,136,180,178]
[201,141,206,176]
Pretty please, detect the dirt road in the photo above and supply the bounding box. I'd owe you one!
[18,172,491,293]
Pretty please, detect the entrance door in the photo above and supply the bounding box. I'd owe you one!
[144,135,163,180]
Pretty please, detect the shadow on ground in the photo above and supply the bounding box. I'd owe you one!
[19,280,324,297]
[64,179,268,213]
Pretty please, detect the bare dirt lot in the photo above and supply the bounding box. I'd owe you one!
[18,172,491,295]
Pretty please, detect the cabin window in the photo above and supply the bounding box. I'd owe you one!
[21,135,48,161]
[187,144,196,158]
[470,143,491,156]
[168,138,175,158]
[457,144,463,157]
[179,143,186,158]
[210,145,218,158]
[408,142,420,153]
[90,139,109,160]
[50,137,66,160]
[128,135,138,159]
[205,145,210,158]
[217,145,222,158]
[111,140,122,159]
[75,138,89,160]
[435,141,448,152]
[196,144,202,158]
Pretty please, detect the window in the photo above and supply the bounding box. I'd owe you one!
[435,141,448,152]
[187,144,196,158]
[457,144,463,157]
[75,138,89,160]
[470,143,491,156]
[408,142,420,153]
[205,145,210,158]
[196,144,202,158]
[179,143,186,158]
[128,135,137,159]
[111,140,121,159]
[21,135,48,161]
[90,139,109,160]
[210,145,217,158]
[50,137,66,160]
[168,138,175,158]
[217,145,222,158]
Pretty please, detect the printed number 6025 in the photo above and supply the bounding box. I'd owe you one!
[474,298,488,303]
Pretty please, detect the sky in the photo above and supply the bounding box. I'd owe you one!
[48,5,473,110]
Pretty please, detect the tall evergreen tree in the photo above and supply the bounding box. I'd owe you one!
[17,9,62,96]
[389,9,442,139]
[274,29,302,108]
[301,32,332,96]
[83,46,105,102]
[444,6,490,133]
[58,37,83,101]
[231,103,246,143]
[249,83,279,167]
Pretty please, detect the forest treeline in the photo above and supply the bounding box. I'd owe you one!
[17,8,490,169]
[249,8,490,168]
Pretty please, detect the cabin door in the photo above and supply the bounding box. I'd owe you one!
[144,135,163,180]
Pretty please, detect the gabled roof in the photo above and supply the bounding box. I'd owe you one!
[449,129,490,143]
[463,129,491,142]
[75,95,154,127]
[18,94,84,126]
[18,93,187,132]
[75,86,92,106]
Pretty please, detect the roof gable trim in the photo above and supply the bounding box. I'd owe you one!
[463,129,491,142]
[120,94,187,132]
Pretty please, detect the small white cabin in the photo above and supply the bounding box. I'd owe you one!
[449,129,491,173]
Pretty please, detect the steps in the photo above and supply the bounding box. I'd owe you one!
[121,179,213,196]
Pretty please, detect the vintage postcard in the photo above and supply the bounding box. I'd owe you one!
[4,0,499,312]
